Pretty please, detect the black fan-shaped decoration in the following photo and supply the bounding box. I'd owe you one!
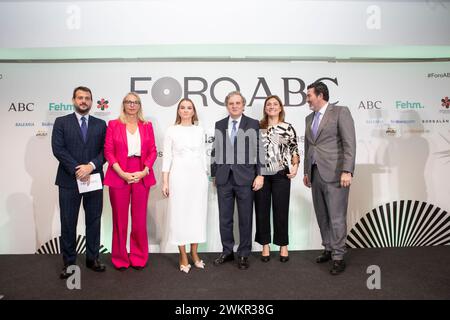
[35,235,109,254]
[347,200,450,248]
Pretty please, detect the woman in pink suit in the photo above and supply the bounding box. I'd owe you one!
[104,92,157,270]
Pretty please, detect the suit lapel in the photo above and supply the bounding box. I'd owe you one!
[306,112,314,141]
[138,121,145,154]
[119,121,128,153]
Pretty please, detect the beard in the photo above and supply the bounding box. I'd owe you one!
[74,103,91,115]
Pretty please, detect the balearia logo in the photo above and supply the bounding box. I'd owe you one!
[358,100,382,110]
[15,122,34,127]
[395,100,425,110]
[130,76,340,107]
[49,102,73,112]
[441,96,449,109]
[8,102,34,112]
[365,119,384,125]
[97,98,109,111]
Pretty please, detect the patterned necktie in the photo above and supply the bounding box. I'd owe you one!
[230,120,238,145]
[311,111,320,139]
[81,116,88,142]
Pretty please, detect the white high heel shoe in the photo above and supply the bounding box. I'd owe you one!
[179,264,191,273]
[193,260,205,269]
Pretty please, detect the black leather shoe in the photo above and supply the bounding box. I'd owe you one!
[330,260,346,275]
[213,253,234,265]
[260,255,270,262]
[237,256,249,270]
[316,250,332,263]
[86,259,106,272]
[279,255,289,263]
[60,265,76,279]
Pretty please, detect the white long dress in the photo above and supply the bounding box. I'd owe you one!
[162,124,208,245]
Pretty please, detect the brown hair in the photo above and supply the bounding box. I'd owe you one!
[72,86,92,100]
[259,95,285,129]
[175,98,199,125]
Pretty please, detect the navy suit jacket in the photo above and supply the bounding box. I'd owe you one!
[211,114,263,186]
[52,113,107,189]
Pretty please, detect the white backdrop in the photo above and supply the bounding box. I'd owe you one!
[0,61,449,254]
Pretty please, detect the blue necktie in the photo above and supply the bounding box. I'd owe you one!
[230,120,238,145]
[311,112,320,139]
[81,116,88,142]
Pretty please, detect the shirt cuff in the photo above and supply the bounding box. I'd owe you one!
[89,162,96,170]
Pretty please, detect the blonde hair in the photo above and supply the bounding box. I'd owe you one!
[118,92,146,123]
[175,98,199,125]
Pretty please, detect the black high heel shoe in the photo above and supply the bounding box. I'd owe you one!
[279,246,289,263]
[260,245,270,262]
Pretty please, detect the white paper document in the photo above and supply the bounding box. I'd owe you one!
[77,173,103,193]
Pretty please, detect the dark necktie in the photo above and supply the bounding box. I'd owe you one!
[81,116,88,142]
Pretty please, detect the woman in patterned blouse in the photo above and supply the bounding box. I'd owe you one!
[255,95,299,263]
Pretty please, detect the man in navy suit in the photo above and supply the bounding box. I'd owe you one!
[211,91,264,270]
[52,86,107,279]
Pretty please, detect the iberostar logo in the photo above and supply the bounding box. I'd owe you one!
[97,98,109,111]
[441,97,449,109]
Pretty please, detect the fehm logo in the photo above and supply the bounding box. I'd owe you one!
[8,102,34,112]
[359,100,382,110]
[97,98,109,110]
[395,101,425,110]
[49,102,73,111]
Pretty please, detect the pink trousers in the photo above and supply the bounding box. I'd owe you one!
[109,157,150,268]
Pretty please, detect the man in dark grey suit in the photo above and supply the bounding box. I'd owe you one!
[211,91,264,270]
[52,86,107,279]
[303,82,356,275]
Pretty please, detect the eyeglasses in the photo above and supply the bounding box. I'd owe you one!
[124,100,141,106]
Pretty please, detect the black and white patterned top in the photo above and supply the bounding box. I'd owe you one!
[261,122,299,173]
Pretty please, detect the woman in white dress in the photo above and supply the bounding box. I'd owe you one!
[162,98,208,273]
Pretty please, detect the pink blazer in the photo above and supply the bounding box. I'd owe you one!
[104,119,157,188]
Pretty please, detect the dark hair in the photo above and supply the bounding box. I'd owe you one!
[175,98,199,125]
[72,86,92,100]
[307,81,329,102]
[260,95,285,129]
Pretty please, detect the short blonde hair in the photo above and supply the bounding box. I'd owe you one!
[118,92,146,123]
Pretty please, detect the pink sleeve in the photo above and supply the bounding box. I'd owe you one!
[144,122,157,169]
[104,120,118,166]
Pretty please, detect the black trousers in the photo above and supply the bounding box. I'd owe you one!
[59,187,103,266]
[254,169,291,246]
